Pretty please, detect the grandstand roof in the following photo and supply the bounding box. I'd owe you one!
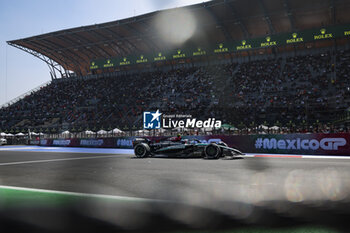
[7,0,350,76]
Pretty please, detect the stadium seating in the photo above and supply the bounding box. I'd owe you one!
[1,48,350,134]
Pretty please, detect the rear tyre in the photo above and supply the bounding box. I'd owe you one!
[134,143,150,158]
[204,144,221,159]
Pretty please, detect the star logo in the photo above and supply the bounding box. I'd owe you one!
[143,110,162,129]
[150,109,162,122]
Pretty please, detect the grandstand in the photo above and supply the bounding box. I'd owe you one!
[2,0,350,135]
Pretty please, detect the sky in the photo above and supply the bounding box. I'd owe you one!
[0,0,210,106]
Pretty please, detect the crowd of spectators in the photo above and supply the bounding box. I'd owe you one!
[0,68,220,132]
[1,48,350,134]
[212,50,350,132]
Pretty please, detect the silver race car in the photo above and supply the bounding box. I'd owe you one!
[132,137,244,159]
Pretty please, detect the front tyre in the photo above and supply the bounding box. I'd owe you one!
[204,144,221,159]
[134,143,150,158]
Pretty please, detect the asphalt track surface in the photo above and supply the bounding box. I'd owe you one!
[1,146,350,232]
[0,146,350,202]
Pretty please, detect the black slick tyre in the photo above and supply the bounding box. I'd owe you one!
[204,144,221,159]
[134,143,150,158]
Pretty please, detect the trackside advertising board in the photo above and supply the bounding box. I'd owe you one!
[250,134,348,155]
[36,133,350,155]
[38,138,116,148]
[184,134,350,155]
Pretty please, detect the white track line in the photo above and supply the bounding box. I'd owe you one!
[0,155,120,166]
[2,147,350,160]
[245,153,350,160]
[0,147,38,150]
[0,185,166,203]
[0,147,134,154]
[302,155,350,159]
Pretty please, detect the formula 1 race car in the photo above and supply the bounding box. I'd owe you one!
[132,137,244,159]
